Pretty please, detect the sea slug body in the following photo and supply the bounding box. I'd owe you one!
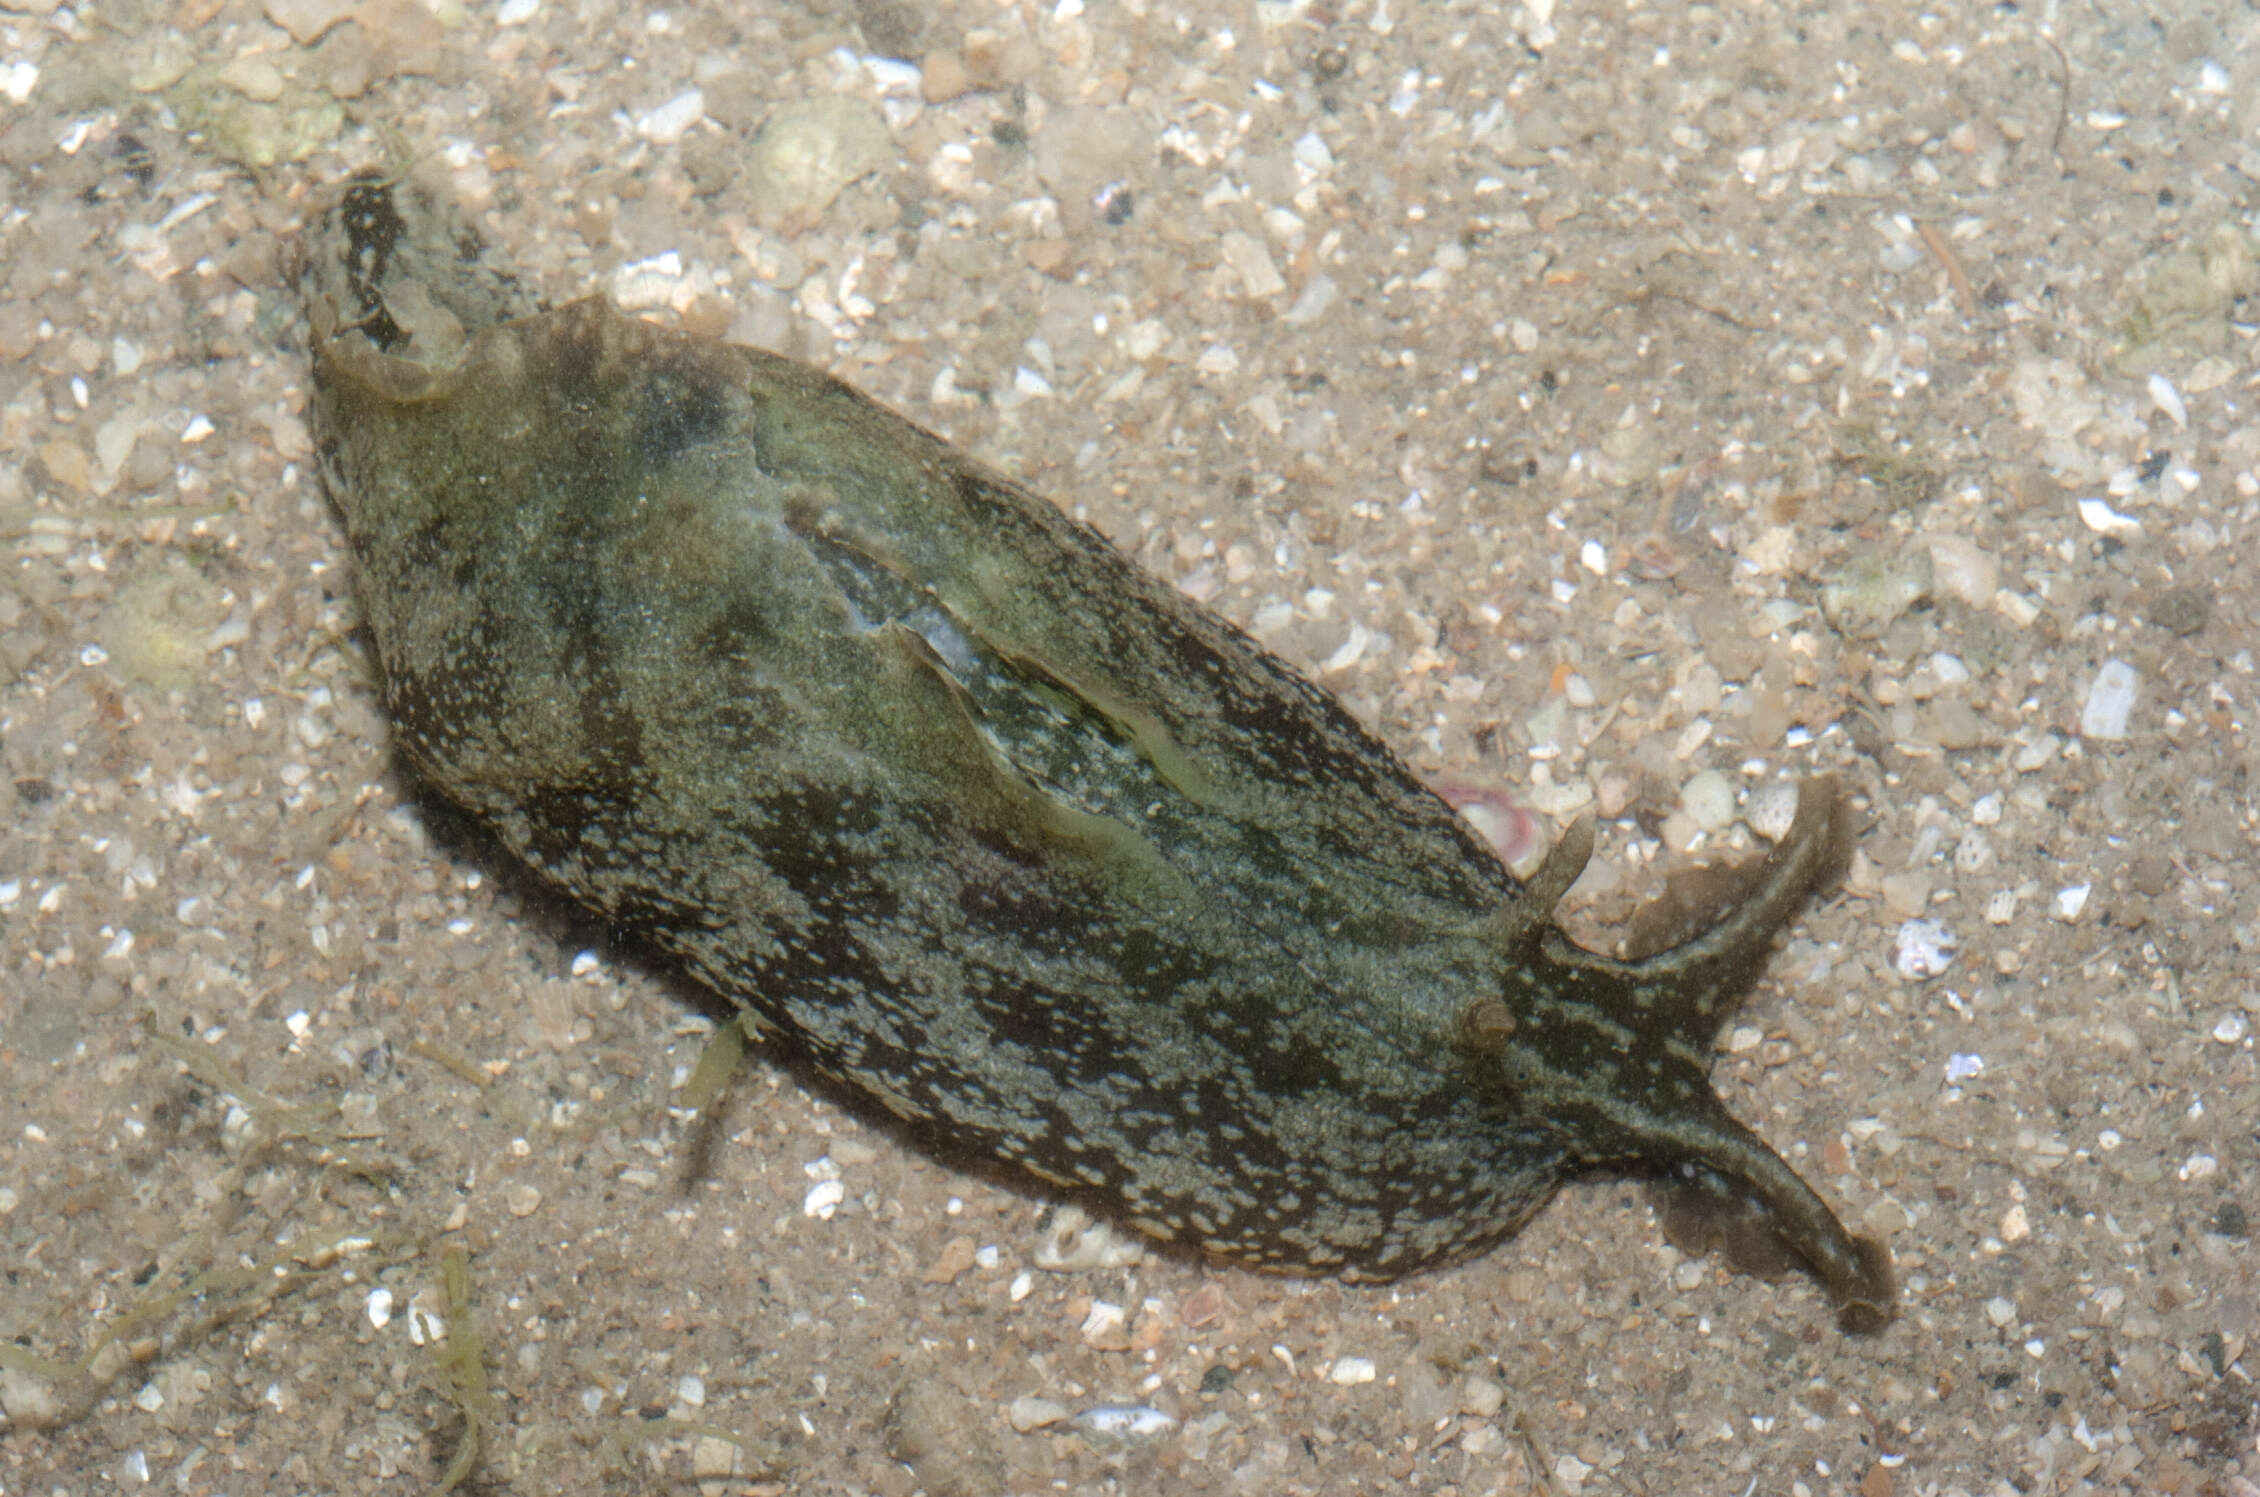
[301,175,1894,1333]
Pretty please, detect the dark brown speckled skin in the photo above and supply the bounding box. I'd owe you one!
[303,176,1893,1331]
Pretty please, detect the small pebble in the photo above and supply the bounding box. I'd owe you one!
[1594,772,1636,820]
[35,439,91,494]
[2053,884,2090,922]
[1880,872,1932,920]
[829,1136,880,1166]
[1943,1053,1984,1084]
[922,1235,977,1284]
[1924,534,1998,606]
[2011,732,2061,772]
[216,54,288,103]
[505,1183,543,1218]
[261,0,356,43]
[1677,769,1737,832]
[745,97,894,233]
[1744,780,1799,842]
[1219,230,1286,299]
[1327,1356,1377,1385]
[691,1434,738,1480]
[0,1366,63,1428]
[0,300,38,360]
[1952,832,1993,875]
[1931,699,1986,750]
[1863,1199,1910,1234]
[920,49,970,102]
[2214,1013,2248,1045]
[1459,1375,1504,1418]
[1821,546,1933,636]
[1008,1396,1069,1432]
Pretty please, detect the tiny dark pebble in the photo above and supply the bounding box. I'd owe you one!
[1199,1364,1236,1395]
[2143,582,2212,636]
[2213,1201,2248,1238]
[1477,443,1539,486]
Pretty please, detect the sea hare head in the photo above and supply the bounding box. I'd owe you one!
[1463,777,1895,1331]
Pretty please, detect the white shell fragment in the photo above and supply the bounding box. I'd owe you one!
[1078,1300,1127,1341]
[2078,659,2137,740]
[635,88,706,146]
[2146,371,2188,430]
[1219,230,1286,299]
[1327,1356,1378,1385]
[404,1288,447,1347]
[1032,1204,1146,1270]
[1892,918,1957,980]
[2075,497,2141,538]
[1070,1404,1178,1442]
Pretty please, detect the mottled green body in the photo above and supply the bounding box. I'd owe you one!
[304,180,1892,1329]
